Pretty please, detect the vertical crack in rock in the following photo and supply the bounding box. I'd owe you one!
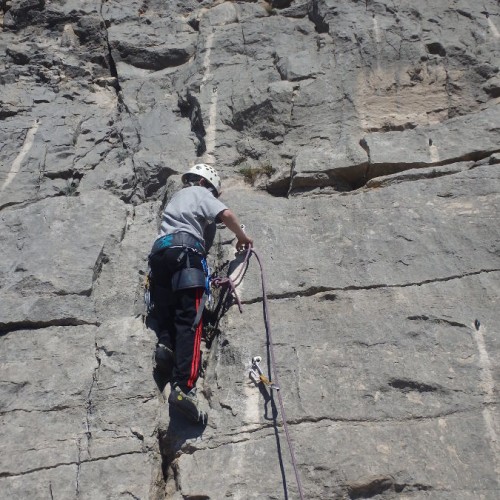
[85,340,102,457]
[35,143,48,197]
[240,23,249,66]
[75,436,83,497]
[138,0,149,16]
[178,92,207,157]
[157,430,176,488]
[99,1,121,94]
[359,137,371,183]
[444,66,454,119]
[91,247,109,292]
[98,1,143,202]
[308,0,329,34]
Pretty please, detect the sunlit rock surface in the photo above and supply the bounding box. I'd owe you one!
[1,1,499,498]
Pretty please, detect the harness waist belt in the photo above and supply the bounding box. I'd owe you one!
[151,232,205,255]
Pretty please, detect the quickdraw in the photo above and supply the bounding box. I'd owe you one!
[249,355,279,391]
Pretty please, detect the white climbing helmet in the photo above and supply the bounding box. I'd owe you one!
[182,163,221,196]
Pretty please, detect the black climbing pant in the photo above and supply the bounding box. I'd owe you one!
[149,247,205,392]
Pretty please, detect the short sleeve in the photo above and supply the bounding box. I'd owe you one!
[199,191,228,222]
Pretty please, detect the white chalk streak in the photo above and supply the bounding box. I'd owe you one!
[201,32,214,85]
[488,18,500,39]
[429,144,440,163]
[372,16,382,44]
[1,119,40,192]
[205,88,219,158]
[243,380,261,424]
[473,325,500,476]
[200,31,218,163]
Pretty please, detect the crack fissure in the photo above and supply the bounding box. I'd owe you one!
[367,148,500,179]
[0,404,77,416]
[83,339,102,459]
[178,92,207,157]
[0,319,100,337]
[99,1,143,203]
[99,2,121,94]
[241,268,500,304]
[0,450,145,479]
[167,402,499,456]
[308,0,330,34]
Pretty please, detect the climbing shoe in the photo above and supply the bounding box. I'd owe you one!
[168,385,208,425]
[154,343,174,379]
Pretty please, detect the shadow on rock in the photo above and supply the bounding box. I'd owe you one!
[158,405,207,480]
[259,382,279,421]
[145,315,171,393]
[262,386,289,500]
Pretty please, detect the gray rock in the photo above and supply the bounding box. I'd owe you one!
[0,191,128,332]
[291,139,368,192]
[195,272,500,498]
[276,49,322,81]
[200,2,238,29]
[0,465,78,499]
[0,292,98,331]
[220,163,500,301]
[365,162,473,189]
[363,107,500,176]
[483,75,500,98]
[108,19,197,71]
[1,1,499,498]
[3,0,45,30]
[0,318,158,496]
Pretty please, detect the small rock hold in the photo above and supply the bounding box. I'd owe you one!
[130,427,144,440]
[94,77,118,89]
[61,24,79,48]
[483,75,500,98]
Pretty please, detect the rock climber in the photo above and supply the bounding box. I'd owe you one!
[148,164,253,424]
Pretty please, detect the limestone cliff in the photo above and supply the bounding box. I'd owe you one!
[1,1,499,498]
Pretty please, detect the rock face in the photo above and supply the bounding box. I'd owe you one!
[1,1,499,499]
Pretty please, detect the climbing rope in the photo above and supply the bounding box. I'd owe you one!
[213,247,305,500]
[211,246,250,313]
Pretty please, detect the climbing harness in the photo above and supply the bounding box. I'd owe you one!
[150,232,206,255]
[213,247,305,500]
[145,232,213,333]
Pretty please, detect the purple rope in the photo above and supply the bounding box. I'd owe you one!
[213,248,305,499]
[211,247,251,313]
[250,249,305,500]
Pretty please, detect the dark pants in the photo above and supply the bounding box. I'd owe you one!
[149,247,205,392]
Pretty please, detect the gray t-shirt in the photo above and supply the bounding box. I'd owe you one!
[157,186,228,247]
